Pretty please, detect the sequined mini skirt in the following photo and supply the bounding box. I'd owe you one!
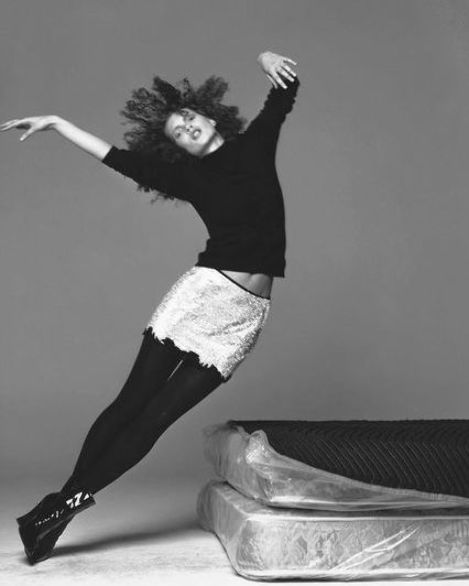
[143,266,272,382]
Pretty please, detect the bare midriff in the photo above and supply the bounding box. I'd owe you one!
[219,270,274,299]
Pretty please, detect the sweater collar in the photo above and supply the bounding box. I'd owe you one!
[197,135,236,164]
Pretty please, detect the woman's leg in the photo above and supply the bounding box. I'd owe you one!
[61,329,184,493]
[75,355,225,494]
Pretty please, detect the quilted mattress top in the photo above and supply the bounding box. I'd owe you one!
[227,419,469,497]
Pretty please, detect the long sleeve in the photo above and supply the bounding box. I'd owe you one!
[244,75,300,142]
[102,146,190,199]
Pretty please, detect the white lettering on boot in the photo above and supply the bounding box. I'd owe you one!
[65,491,91,509]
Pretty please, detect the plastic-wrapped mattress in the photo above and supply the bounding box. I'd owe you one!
[197,479,469,581]
[202,419,469,511]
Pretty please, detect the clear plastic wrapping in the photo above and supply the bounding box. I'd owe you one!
[197,479,469,581]
[202,422,469,511]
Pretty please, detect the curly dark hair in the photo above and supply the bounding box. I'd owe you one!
[119,74,247,205]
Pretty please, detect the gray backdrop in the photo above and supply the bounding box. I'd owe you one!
[2,0,469,487]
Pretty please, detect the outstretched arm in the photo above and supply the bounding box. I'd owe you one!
[0,115,111,160]
[244,50,300,140]
[0,115,188,197]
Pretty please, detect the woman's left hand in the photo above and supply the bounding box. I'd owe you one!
[257,51,297,89]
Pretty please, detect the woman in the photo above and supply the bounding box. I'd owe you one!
[1,49,300,564]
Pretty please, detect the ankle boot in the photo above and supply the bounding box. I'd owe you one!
[17,487,95,564]
[20,477,90,564]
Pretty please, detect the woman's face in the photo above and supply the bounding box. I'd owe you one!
[164,108,218,157]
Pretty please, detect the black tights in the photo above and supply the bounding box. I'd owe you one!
[60,328,225,496]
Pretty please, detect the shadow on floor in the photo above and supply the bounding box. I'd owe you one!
[50,515,203,559]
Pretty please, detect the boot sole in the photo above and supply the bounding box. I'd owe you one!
[24,519,72,564]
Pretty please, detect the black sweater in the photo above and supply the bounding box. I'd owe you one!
[102,76,300,277]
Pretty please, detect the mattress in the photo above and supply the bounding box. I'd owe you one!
[202,420,469,511]
[197,479,469,581]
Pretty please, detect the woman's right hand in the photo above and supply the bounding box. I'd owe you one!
[0,115,58,141]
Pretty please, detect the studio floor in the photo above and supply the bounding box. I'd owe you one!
[1,475,468,586]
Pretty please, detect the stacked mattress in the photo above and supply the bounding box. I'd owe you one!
[196,419,469,580]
